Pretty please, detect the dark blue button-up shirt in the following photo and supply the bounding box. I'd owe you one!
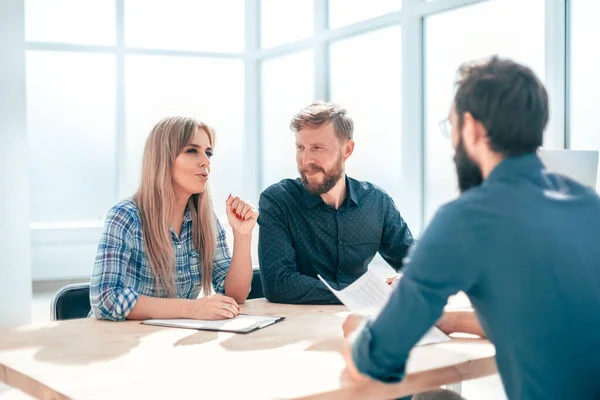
[352,154,600,399]
[257,176,415,304]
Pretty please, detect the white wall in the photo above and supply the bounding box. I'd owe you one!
[31,227,102,280]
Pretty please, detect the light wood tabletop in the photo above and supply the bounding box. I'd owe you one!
[0,299,496,399]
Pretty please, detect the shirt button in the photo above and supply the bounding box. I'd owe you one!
[190,257,197,263]
[177,244,182,249]
[178,270,182,275]
[339,240,343,245]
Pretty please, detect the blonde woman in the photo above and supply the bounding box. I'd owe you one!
[90,116,257,321]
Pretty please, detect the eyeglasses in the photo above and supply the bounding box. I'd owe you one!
[438,118,452,139]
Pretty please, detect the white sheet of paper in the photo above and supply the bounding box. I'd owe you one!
[319,269,393,316]
[318,270,450,346]
[143,314,281,333]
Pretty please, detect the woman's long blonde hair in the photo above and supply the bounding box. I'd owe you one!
[133,116,217,297]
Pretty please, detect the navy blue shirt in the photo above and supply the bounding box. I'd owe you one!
[258,176,415,304]
[352,154,600,399]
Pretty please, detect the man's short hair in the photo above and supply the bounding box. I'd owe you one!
[290,101,354,141]
[454,55,549,157]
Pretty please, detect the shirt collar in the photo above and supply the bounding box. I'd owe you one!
[300,181,323,208]
[347,176,359,206]
[183,207,193,224]
[300,175,359,208]
[484,153,544,185]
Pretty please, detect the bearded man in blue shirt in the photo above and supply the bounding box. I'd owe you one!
[343,56,600,400]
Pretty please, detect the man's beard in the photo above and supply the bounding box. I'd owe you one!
[300,154,344,196]
[453,135,483,193]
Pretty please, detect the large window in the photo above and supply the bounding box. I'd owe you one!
[260,0,314,48]
[26,51,116,222]
[124,56,244,209]
[329,0,402,29]
[22,0,583,239]
[124,0,245,53]
[25,0,115,45]
[330,26,403,204]
[261,51,314,188]
[569,0,600,151]
[423,0,545,223]
[25,0,245,224]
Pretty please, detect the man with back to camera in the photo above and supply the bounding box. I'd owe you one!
[342,56,600,400]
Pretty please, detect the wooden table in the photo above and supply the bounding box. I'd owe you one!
[0,299,496,399]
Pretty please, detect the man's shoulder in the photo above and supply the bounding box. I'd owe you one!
[258,179,305,221]
[261,178,303,201]
[347,177,391,200]
[347,178,403,214]
[262,178,302,194]
[430,187,494,229]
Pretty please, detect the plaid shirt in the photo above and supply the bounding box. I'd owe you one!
[90,199,232,321]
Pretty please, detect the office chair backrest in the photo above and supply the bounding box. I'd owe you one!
[50,282,91,321]
[248,268,264,300]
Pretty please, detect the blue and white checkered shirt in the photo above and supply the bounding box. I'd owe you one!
[90,199,232,321]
